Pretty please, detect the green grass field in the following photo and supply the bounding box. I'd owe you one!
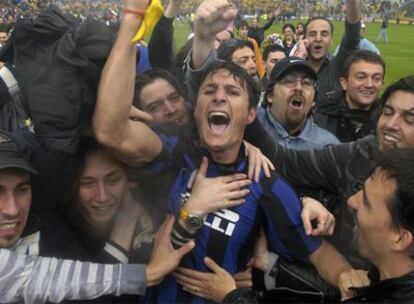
[172,20,414,89]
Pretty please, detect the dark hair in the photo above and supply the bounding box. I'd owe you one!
[380,75,414,108]
[134,68,188,109]
[373,148,414,258]
[217,39,254,62]
[304,17,334,37]
[296,22,304,29]
[282,23,295,33]
[238,20,249,30]
[263,44,287,61]
[196,61,259,108]
[342,50,386,78]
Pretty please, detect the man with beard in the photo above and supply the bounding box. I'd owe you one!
[171,149,414,304]
[93,0,365,302]
[257,56,339,150]
[243,75,414,299]
[314,50,385,142]
[302,0,361,107]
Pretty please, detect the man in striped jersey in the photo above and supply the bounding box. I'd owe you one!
[93,1,367,299]
[0,215,194,303]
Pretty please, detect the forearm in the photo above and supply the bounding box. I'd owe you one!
[346,0,361,24]
[0,249,147,303]
[192,36,216,70]
[309,240,352,288]
[93,14,141,148]
[148,16,174,70]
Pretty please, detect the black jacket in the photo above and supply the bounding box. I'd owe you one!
[246,119,379,267]
[314,94,381,143]
[345,270,414,303]
[0,5,116,153]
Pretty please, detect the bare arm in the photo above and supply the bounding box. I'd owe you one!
[345,0,361,24]
[93,0,162,166]
[191,0,237,69]
[309,240,368,300]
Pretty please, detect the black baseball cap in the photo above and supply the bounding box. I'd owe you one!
[0,130,37,174]
[268,56,317,85]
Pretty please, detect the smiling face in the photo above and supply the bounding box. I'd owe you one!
[305,19,332,62]
[194,69,256,164]
[239,25,249,39]
[283,26,294,41]
[347,169,396,263]
[78,150,131,226]
[0,169,31,248]
[267,69,316,133]
[139,78,189,126]
[377,91,414,151]
[341,61,384,110]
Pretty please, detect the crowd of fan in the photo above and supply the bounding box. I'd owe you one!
[0,0,414,303]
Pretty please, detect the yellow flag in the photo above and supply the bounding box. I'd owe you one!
[131,0,164,43]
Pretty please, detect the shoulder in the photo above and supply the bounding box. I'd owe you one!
[311,123,340,145]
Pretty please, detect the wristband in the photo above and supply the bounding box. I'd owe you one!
[123,8,146,18]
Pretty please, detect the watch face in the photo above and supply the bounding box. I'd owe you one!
[186,215,204,229]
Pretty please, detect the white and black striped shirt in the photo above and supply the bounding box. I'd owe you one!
[0,249,147,304]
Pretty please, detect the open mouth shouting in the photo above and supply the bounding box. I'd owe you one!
[208,111,230,135]
[289,95,304,111]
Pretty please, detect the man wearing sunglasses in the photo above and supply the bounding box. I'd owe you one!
[257,57,339,150]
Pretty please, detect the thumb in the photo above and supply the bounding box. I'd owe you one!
[195,157,208,182]
[177,241,195,257]
[129,106,154,122]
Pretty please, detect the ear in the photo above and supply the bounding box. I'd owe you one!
[266,91,273,106]
[247,107,256,125]
[392,228,413,253]
[339,76,348,91]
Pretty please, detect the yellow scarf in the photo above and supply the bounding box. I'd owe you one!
[131,0,164,43]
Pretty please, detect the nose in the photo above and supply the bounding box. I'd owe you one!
[96,183,109,204]
[213,87,227,104]
[248,57,256,68]
[384,113,400,131]
[365,77,374,87]
[164,100,177,116]
[294,79,304,91]
[1,193,19,217]
[347,191,360,211]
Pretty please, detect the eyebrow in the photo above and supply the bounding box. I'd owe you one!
[81,170,122,180]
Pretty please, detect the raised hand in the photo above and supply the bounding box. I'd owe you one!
[124,0,150,10]
[184,157,251,216]
[194,0,238,41]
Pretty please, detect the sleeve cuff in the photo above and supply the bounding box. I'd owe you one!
[264,252,279,290]
[104,241,129,264]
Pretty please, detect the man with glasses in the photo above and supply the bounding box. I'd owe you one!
[257,57,339,150]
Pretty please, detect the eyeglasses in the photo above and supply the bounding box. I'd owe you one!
[279,74,316,90]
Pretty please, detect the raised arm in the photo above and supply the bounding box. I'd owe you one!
[334,0,361,68]
[191,0,237,69]
[346,0,361,24]
[148,0,183,70]
[93,0,162,166]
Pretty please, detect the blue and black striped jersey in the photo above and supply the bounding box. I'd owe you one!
[143,126,322,304]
